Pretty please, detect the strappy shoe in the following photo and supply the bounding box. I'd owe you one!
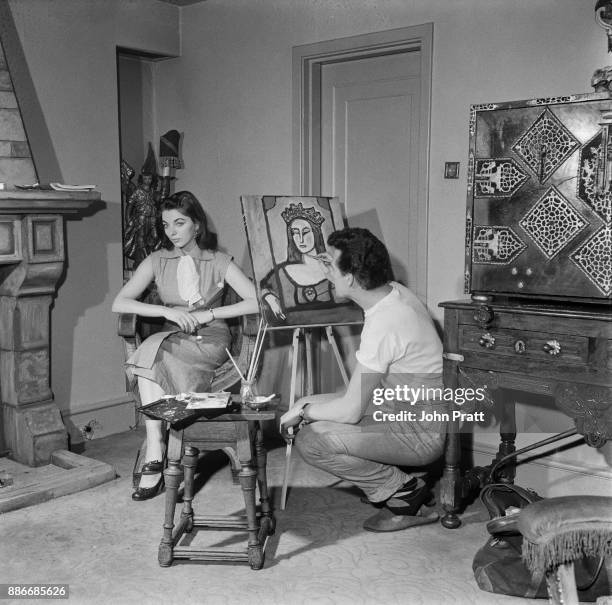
[131,446,166,487]
[131,475,164,501]
[141,460,164,475]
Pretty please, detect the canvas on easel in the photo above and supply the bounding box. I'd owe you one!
[240,195,363,328]
[241,195,363,508]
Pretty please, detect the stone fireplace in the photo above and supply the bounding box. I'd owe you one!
[0,191,99,466]
[0,33,103,466]
[0,9,114,509]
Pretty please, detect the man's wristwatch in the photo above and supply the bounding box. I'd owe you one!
[299,404,311,423]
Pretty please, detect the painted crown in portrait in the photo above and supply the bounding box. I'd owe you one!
[281,202,325,226]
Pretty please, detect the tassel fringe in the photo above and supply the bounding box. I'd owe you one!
[522,529,612,572]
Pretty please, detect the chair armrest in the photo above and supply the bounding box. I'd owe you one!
[118,312,138,338]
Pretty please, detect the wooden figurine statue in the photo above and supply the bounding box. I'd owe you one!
[123,143,162,267]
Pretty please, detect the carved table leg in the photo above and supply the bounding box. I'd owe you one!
[254,421,275,537]
[493,390,516,483]
[440,326,463,529]
[440,419,462,529]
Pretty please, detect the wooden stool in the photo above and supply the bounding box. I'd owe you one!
[158,403,276,570]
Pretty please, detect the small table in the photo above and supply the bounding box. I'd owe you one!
[157,400,277,570]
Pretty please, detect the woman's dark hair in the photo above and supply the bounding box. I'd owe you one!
[327,227,394,290]
[159,191,217,250]
[286,219,326,262]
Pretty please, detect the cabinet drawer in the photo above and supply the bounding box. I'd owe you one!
[459,325,589,365]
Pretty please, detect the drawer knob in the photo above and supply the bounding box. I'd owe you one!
[543,339,561,356]
[473,304,494,328]
[478,332,496,349]
[514,340,526,354]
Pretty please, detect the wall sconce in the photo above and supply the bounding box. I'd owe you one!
[596,0,612,52]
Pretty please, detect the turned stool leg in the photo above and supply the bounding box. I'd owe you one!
[158,459,183,567]
[181,445,199,533]
[238,459,263,570]
[254,422,275,536]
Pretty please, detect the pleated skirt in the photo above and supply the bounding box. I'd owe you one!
[126,321,230,395]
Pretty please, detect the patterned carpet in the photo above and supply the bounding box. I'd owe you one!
[1,426,534,605]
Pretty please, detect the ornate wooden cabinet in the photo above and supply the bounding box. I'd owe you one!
[466,93,611,302]
[440,91,612,528]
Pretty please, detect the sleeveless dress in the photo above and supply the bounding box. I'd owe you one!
[126,247,232,394]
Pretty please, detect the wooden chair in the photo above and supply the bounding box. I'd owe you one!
[117,286,261,483]
[117,285,258,399]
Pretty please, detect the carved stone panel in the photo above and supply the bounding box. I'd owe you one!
[0,349,51,405]
[0,217,22,263]
[0,295,49,349]
[26,215,63,263]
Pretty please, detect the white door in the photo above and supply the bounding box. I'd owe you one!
[320,50,426,300]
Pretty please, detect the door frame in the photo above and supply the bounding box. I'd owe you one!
[291,23,433,303]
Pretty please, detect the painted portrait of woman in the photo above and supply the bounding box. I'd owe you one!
[260,202,334,321]
[242,195,363,328]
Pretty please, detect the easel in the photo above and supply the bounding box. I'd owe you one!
[280,325,350,510]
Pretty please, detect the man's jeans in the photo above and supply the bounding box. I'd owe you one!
[294,414,446,502]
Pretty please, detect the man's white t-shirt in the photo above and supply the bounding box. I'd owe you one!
[356,282,443,412]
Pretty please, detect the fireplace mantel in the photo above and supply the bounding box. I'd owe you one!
[0,188,101,465]
[0,189,100,213]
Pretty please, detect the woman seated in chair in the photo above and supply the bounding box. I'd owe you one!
[113,190,258,501]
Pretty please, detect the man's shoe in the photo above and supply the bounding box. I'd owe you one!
[385,477,430,516]
[363,505,439,532]
[362,477,439,532]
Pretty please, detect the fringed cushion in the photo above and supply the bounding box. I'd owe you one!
[518,496,612,573]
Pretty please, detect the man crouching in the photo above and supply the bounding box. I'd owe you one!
[280,227,446,532]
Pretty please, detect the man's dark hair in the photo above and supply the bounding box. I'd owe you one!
[327,228,394,290]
